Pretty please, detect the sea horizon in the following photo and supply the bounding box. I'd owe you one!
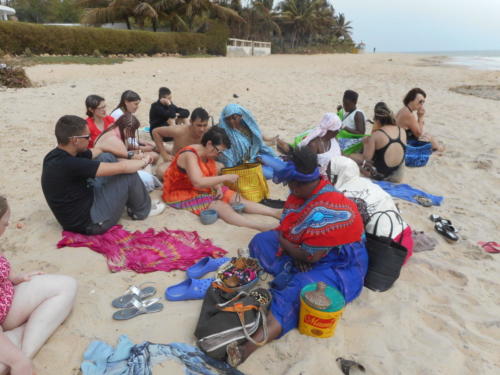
[405,50,500,71]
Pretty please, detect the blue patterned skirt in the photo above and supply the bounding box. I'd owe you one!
[249,230,368,336]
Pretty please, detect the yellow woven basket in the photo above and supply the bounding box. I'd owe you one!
[221,162,269,202]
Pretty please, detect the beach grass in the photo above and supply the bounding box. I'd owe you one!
[12,55,129,66]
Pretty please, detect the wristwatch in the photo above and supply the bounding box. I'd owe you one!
[127,151,134,160]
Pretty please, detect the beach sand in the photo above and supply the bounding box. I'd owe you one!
[0,53,499,374]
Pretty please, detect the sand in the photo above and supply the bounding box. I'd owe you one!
[0,53,499,374]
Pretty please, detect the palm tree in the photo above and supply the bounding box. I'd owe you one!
[168,0,243,32]
[334,12,352,40]
[277,0,320,48]
[78,0,163,30]
[250,0,281,41]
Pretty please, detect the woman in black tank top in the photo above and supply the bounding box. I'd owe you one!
[349,102,406,180]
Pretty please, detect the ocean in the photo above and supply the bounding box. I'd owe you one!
[415,50,500,71]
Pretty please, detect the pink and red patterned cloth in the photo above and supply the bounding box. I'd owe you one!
[0,254,14,324]
[57,225,227,273]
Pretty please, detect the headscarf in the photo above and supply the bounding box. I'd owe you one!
[330,156,407,238]
[217,104,276,167]
[298,113,342,148]
[273,161,320,184]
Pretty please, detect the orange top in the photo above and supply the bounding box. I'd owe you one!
[162,146,217,203]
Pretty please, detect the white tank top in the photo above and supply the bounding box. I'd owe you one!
[342,109,364,132]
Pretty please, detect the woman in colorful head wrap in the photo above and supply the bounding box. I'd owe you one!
[218,104,284,179]
[225,147,368,367]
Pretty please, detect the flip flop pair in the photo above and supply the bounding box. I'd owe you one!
[478,241,500,254]
[112,284,164,320]
[165,256,230,301]
[430,215,459,243]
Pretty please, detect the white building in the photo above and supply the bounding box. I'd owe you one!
[0,0,15,21]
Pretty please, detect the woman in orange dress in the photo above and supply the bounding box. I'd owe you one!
[163,127,282,231]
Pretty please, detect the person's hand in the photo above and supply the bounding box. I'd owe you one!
[140,155,153,168]
[132,150,144,160]
[11,271,44,285]
[213,185,224,200]
[224,174,239,184]
[10,356,35,375]
[162,153,174,162]
[417,107,425,118]
[294,259,312,273]
[418,134,431,142]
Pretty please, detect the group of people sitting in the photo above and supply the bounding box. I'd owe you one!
[1,85,433,372]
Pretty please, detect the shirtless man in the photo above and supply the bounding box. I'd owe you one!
[396,88,444,152]
[153,107,210,179]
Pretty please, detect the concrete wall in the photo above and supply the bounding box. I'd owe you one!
[226,44,271,57]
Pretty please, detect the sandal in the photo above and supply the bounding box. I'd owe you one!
[111,284,157,309]
[434,221,459,243]
[336,357,366,375]
[226,342,243,368]
[112,297,163,320]
[415,195,433,207]
[429,215,456,231]
[478,241,500,254]
[164,278,215,301]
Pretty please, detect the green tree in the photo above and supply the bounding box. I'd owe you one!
[334,12,352,40]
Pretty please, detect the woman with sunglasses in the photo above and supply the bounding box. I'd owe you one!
[85,95,115,148]
[0,196,77,375]
[349,102,407,181]
[218,104,285,179]
[162,127,282,231]
[396,87,444,152]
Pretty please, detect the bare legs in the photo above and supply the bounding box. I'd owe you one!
[209,196,281,232]
[227,311,282,366]
[0,275,77,375]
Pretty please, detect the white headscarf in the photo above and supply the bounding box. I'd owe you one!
[299,113,342,175]
[299,113,342,148]
[330,156,407,238]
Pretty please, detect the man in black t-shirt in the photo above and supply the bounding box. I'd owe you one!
[41,115,165,234]
[149,87,190,141]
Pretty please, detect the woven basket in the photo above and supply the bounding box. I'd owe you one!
[221,162,269,202]
[405,140,432,167]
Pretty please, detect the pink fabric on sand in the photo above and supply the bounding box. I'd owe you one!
[394,226,414,264]
[57,225,227,273]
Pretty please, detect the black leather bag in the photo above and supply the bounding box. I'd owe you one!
[194,284,271,361]
[364,210,408,292]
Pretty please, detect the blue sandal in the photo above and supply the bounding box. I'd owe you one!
[165,278,215,301]
[186,257,230,279]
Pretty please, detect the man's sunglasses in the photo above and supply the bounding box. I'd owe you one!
[72,135,90,140]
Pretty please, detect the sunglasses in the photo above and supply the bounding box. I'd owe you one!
[213,145,223,155]
[72,135,90,140]
[418,100,425,104]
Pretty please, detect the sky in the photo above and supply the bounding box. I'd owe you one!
[332,0,500,52]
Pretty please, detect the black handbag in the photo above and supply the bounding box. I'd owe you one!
[364,210,408,292]
[194,284,271,361]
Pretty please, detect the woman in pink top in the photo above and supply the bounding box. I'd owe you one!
[0,196,77,375]
[85,95,115,148]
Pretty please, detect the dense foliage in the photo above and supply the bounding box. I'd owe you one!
[6,0,356,52]
[0,21,227,56]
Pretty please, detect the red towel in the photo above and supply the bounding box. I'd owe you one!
[57,225,227,273]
